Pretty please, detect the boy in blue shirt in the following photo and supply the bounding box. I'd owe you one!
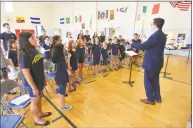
[0,23,17,56]
[110,37,120,71]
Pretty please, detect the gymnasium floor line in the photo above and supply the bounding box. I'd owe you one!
[123,68,191,85]
[43,94,77,128]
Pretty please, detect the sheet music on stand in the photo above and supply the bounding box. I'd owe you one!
[125,51,138,57]
[165,45,175,50]
[10,94,30,105]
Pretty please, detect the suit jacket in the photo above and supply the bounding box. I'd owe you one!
[131,29,166,71]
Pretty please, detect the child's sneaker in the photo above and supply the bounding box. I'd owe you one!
[103,69,107,73]
[61,105,72,110]
[114,68,118,71]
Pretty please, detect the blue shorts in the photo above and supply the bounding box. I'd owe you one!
[24,86,44,98]
[56,84,66,96]
[0,67,8,78]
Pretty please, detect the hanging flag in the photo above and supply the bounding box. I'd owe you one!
[30,17,41,24]
[152,4,160,14]
[60,18,65,24]
[143,6,147,13]
[99,10,108,19]
[98,11,100,19]
[79,15,82,22]
[176,1,191,11]
[110,9,114,20]
[170,2,179,8]
[75,15,82,23]
[16,16,25,23]
[120,7,128,13]
[75,16,78,23]
[170,1,191,11]
[81,23,85,29]
[66,17,70,24]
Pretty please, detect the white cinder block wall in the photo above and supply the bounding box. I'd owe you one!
[1,2,191,45]
[1,2,55,31]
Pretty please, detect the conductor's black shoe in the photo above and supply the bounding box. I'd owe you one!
[155,100,162,103]
[140,99,155,105]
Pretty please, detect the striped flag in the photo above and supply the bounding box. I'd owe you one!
[30,17,41,24]
[176,1,191,11]
[75,15,82,23]
[170,2,179,8]
[170,1,191,11]
[60,18,65,24]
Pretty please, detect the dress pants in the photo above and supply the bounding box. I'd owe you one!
[144,68,161,102]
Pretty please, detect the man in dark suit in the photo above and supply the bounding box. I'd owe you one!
[131,18,166,105]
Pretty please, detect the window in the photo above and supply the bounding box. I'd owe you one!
[4,2,13,12]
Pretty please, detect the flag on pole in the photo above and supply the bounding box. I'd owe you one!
[90,14,92,29]
[143,6,147,13]
[60,18,65,24]
[30,17,41,24]
[152,4,160,14]
[66,17,70,24]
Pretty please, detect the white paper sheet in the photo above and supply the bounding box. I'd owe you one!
[10,94,30,105]
[125,51,138,57]
[165,45,175,50]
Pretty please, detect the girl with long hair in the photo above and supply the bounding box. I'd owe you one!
[50,35,72,110]
[19,32,51,126]
[67,40,78,92]
[76,39,85,81]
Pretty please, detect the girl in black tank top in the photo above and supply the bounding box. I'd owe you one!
[68,40,78,92]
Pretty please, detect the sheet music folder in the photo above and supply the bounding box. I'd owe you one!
[125,51,138,57]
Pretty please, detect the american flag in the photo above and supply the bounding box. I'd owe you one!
[170,2,179,8]
[170,1,192,11]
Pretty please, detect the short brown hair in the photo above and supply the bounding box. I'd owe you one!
[3,23,9,27]
[8,39,16,49]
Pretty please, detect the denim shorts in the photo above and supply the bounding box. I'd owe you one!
[56,84,66,96]
[24,86,44,98]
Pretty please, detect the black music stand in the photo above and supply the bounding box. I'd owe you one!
[123,51,137,87]
[186,49,191,63]
[161,46,174,80]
